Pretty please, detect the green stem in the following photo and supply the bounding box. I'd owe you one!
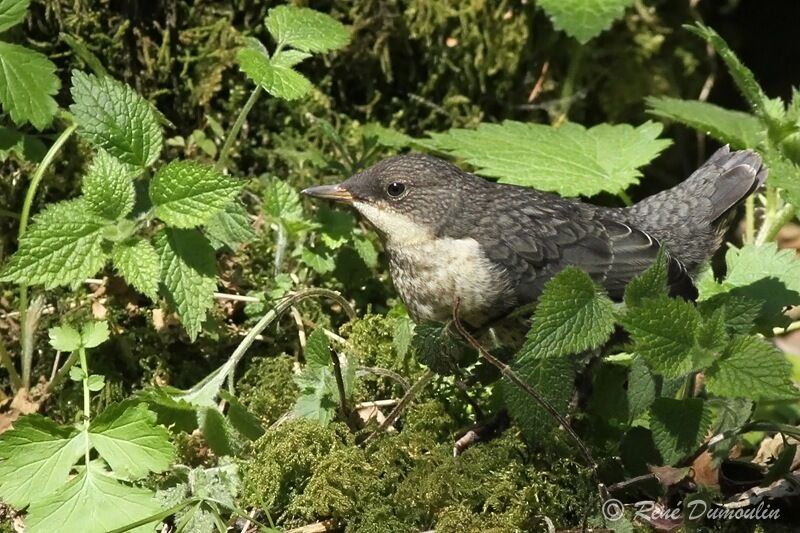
[46,349,81,393]
[553,44,584,126]
[16,123,77,388]
[214,86,262,173]
[0,208,20,219]
[617,190,633,207]
[0,336,22,391]
[744,195,755,244]
[756,204,796,245]
[78,346,92,463]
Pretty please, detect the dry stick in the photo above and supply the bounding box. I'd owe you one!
[330,347,349,422]
[451,299,608,508]
[363,369,435,445]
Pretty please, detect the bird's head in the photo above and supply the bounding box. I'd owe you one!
[302,154,478,245]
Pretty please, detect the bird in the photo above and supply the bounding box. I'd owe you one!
[302,146,767,327]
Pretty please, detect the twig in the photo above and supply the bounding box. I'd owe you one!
[527,61,550,102]
[213,292,261,303]
[357,366,411,391]
[330,349,349,422]
[290,306,307,352]
[607,473,657,493]
[364,369,435,445]
[355,399,399,409]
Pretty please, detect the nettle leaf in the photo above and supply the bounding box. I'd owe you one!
[620,295,702,378]
[301,248,335,274]
[650,398,713,465]
[527,267,616,357]
[305,328,332,368]
[706,336,798,401]
[0,199,109,288]
[537,0,634,44]
[423,121,670,197]
[624,249,669,307]
[0,41,59,130]
[26,463,162,533]
[265,5,350,53]
[502,339,576,443]
[82,150,136,220]
[646,97,764,149]
[0,415,83,508]
[198,406,236,456]
[70,71,163,167]
[219,390,265,441]
[88,402,174,480]
[264,179,303,221]
[412,321,476,375]
[205,202,256,250]
[627,357,657,424]
[150,160,242,228]
[112,238,161,300]
[154,229,217,341]
[238,47,311,101]
[0,0,29,32]
[353,236,378,268]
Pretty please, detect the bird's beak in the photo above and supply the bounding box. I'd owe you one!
[301,184,353,204]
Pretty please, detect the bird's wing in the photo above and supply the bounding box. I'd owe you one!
[472,198,689,302]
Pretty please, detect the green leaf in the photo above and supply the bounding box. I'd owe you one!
[650,398,713,465]
[0,125,46,162]
[423,121,670,197]
[205,202,256,250]
[0,42,59,130]
[82,150,136,220]
[0,199,109,288]
[301,248,335,274]
[627,357,657,424]
[352,236,378,268]
[86,374,105,391]
[153,229,217,341]
[69,366,85,382]
[81,320,109,348]
[393,316,415,359]
[150,160,242,228]
[237,48,311,101]
[412,321,476,375]
[89,402,174,480]
[362,123,414,149]
[706,336,798,401]
[265,5,350,53]
[292,367,338,425]
[0,415,83,508]
[537,0,634,44]
[624,249,669,307]
[621,295,703,378]
[198,406,237,456]
[646,97,764,149]
[48,324,82,352]
[0,0,29,32]
[219,390,265,441]
[501,341,576,443]
[698,293,762,336]
[527,267,616,357]
[112,238,161,300]
[26,463,162,533]
[685,24,771,120]
[263,179,304,221]
[305,329,332,368]
[69,71,163,167]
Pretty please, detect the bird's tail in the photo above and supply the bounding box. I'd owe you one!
[627,145,767,270]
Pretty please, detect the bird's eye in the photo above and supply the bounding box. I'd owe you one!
[386,182,406,197]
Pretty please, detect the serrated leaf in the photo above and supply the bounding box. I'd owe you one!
[25,463,162,533]
[205,202,255,250]
[353,236,378,267]
[650,398,713,465]
[150,160,242,228]
[112,238,160,300]
[646,97,764,149]
[301,248,335,274]
[237,48,311,101]
[0,42,59,130]
[219,390,265,441]
[624,249,669,307]
[0,415,83,508]
[305,329,332,368]
[89,402,174,479]
[706,336,798,400]
[412,321,476,375]
[362,123,414,149]
[627,357,657,424]
[154,229,217,341]
[272,49,311,68]
[82,150,136,220]
[48,324,81,352]
[198,406,237,456]
[423,121,670,197]
[135,386,199,433]
[292,367,338,425]
[537,0,634,44]
[502,340,576,443]
[265,5,350,53]
[69,71,163,167]
[0,0,29,32]
[0,199,109,288]
[527,268,616,357]
[264,179,304,221]
[621,295,703,378]
[698,293,762,336]
[393,316,414,359]
[80,320,109,348]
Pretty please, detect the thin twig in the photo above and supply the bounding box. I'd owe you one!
[330,349,350,421]
[290,306,307,351]
[355,399,399,409]
[213,292,261,303]
[364,369,435,445]
[357,366,411,391]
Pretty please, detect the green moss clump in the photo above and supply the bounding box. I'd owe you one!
[239,419,353,519]
[236,355,297,426]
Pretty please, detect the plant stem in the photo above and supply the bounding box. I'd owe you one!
[756,203,796,245]
[78,346,91,464]
[744,195,755,244]
[46,349,81,393]
[214,86,262,173]
[0,336,22,391]
[0,208,20,219]
[16,123,77,388]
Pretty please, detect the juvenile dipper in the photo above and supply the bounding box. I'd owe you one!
[303,146,766,326]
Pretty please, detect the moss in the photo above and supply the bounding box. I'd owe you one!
[236,355,297,426]
[239,419,352,518]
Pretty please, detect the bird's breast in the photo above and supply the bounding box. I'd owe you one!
[386,236,511,325]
